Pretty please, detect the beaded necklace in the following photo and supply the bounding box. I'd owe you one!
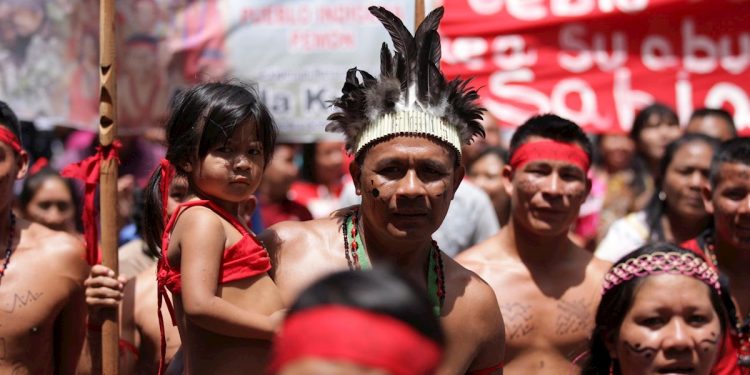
[342,211,445,317]
[701,232,750,367]
[0,212,16,285]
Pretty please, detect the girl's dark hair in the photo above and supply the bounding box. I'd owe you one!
[19,167,83,232]
[288,268,445,346]
[582,242,728,375]
[629,103,679,145]
[643,133,720,241]
[143,82,277,256]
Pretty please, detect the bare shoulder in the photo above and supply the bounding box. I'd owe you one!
[24,222,88,281]
[455,232,513,277]
[586,254,612,278]
[172,205,226,236]
[455,236,493,266]
[260,217,340,257]
[444,256,502,322]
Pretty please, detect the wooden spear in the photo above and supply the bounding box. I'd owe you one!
[415,0,425,30]
[99,0,119,373]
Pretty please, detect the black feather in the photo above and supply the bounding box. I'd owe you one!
[414,7,444,63]
[368,6,415,61]
[380,43,393,79]
[328,6,487,154]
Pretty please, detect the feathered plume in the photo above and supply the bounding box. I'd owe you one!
[326,6,485,154]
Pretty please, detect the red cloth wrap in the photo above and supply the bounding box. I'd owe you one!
[159,159,175,220]
[61,141,121,265]
[510,140,590,172]
[29,157,49,175]
[269,306,442,375]
[0,126,23,154]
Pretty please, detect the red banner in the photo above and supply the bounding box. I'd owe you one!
[440,0,750,134]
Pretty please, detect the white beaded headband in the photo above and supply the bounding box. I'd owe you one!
[353,110,462,157]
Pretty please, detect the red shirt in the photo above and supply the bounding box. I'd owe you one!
[260,199,313,228]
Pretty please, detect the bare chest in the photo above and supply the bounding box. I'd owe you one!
[0,259,72,338]
[493,272,599,360]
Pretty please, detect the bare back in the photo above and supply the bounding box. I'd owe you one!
[262,215,505,375]
[458,228,609,374]
[0,220,88,374]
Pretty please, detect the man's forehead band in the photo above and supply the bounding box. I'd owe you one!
[510,140,590,172]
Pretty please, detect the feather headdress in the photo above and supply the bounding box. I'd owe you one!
[326,6,485,159]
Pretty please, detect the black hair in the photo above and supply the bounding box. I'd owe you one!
[18,167,83,232]
[582,242,728,375]
[299,142,317,183]
[629,103,679,145]
[689,108,736,137]
[143,82,277,257]
[288,268,445,346]
[642,133,720,241]
[709,137,750,188]
[469,146,508,170]
[508,114,593,163]
[0,100,22,143]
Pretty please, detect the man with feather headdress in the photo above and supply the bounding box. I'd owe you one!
[261,6,505,375]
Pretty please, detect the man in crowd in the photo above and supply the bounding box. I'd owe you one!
[262,6,505,374]
[0,101,89,373]
[458,114,609,374]
[687,137,750,316]
[685,107,737,141]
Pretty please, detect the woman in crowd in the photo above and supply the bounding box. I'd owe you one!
[596,134,720,263]
[18,162,81,234]
[268,268,444,375]
[629,103,682,211]
[583,243,728,375]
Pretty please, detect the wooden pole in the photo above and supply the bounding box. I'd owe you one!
[415,0,425,30]
[99,0,119,374]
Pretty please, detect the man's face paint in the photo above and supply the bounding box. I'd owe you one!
[505,137,590,236]
[614,275,721,375]
[707,162,750,252]
[354,136,461,242]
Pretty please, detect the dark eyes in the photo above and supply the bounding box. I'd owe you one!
[639,317,664,328]
[723,189,747,200]
[38,201,71,211]
[638,315,710,329]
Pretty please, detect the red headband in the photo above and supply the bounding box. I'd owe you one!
[269,306,442,375]
[0,126,23,154]
[510,139,590,172]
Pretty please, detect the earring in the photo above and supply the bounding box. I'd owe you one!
[609,362,615,375]
[658,191,666,201]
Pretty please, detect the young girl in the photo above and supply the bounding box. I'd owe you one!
[143,82,285,374]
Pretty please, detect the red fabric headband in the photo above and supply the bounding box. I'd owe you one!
[510,139,590,172]
[0,126,23,154]
[269,306,442,375]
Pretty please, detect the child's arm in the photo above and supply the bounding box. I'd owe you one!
[176,207,278,340]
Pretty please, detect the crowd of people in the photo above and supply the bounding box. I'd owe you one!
[0,5,748,375]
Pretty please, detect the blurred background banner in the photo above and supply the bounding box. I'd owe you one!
[0,0,413,140]
[440,0,750,134]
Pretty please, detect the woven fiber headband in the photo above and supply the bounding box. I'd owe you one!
[602,251,721,294]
